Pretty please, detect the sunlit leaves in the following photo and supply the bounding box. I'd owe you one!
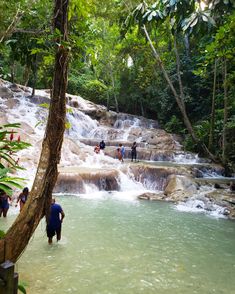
[0,123,30,195]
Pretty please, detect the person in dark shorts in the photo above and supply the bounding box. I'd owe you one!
[47,198,65,244]
[131,142,137,162]
[0,189,11,217]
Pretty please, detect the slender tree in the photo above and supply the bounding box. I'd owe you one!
[0,0,70,263]
[222,58,228,163]
[208,59,218,150]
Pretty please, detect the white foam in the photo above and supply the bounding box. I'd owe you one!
[176,199,227,219]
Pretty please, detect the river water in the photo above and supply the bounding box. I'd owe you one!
[2,192,235,294]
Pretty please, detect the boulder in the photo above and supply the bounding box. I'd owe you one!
[128,163,191,191]
[0,87,13,99]
[9,83,22,93]
[164,175,198,202]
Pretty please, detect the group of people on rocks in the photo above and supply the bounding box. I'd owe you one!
[116,141,138,162]
[94,140,106,154]
[0,187,65,245]
[94,140,138,162]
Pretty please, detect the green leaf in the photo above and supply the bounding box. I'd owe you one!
[18,284,27,294]
[39,103,49,109]
[0,184,13,195]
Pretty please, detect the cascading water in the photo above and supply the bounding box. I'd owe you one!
[1,82,233,218]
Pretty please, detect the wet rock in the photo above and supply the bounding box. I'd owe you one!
[55,168,120,192]
[28,95,50,105]
[128,163,191,191]
[164,175,198,202]
[9,83,22,93]
[5,98,20,109]
[0,87,13,99]
[196,204,203,209]
[138,192,165,201]
[54,173,86,193]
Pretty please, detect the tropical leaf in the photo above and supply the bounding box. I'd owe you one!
[0,183,13,195]
[0,168,9,177]
[18,284,27,294]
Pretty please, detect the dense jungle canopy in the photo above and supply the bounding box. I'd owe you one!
[0,0,235,170]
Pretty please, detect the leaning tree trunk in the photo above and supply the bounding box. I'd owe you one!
[0,0,70,263]
[143,25,217,161]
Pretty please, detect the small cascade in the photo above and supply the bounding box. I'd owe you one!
[173,152,200,164]
[118,171,146,192]
[176,198,229,218]
[67,110,98,139]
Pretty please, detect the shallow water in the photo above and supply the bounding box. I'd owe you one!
[2,193,235,294]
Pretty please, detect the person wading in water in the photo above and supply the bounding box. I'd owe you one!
[46,198,65,244]
[16,187,29,211]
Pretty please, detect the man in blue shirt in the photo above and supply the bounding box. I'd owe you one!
[47,198,65,244]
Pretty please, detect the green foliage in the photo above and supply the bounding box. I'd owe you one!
[0,230,5,239]
[164,115,184,134]
[68,70,108,104]
[39,103,49,109]
[18,282,27,294]
[0,123,30,195]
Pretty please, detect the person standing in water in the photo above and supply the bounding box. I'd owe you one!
[117,147,122,161]
[119,144,125,162]
[99,140,106,150]
[0,189,11,217]
[46,198,65,244]
[16,187,29,211]
[94,144,100,154]
[131,142,137,162]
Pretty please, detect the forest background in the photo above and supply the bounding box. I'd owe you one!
[0,0,235,172]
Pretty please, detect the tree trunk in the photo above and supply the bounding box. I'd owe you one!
[0,9,22,43]
[110,66,119,113]
[143,25,217,161]
[173,36,186,109]
[140,98,144,116]
[10,62,15,84]
[222,58,228,163]
[184,33,190,59]
[23,65,31,87]
[106,91,110,111]
[143,26,195,139]
[0,0,70,263]
[209,59,217,150]
[31,55,38,97]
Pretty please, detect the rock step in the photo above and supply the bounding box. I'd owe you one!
[79,138,182,150]
[56,162,203,194]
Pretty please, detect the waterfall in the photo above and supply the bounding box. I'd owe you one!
[1,80,234,219]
